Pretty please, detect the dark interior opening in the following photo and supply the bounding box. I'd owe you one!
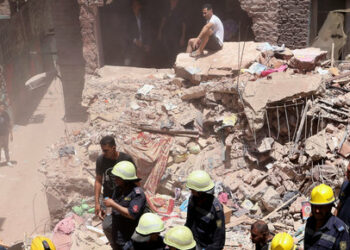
[99,0,254,68]
[317,0,346,32]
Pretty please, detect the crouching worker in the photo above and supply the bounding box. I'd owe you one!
[124,212,165,250]
[185,170,225,249]
[164,225,197,250]
[104,161,146,250]
[270,233,296,250]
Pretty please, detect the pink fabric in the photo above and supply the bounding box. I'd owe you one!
[52,216,76,250]
[218,192,229,204]
[54,216,75,234]
[261,64,288,77]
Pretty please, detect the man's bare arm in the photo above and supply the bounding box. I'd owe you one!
[197,22,213,40]
[95,175,103,203]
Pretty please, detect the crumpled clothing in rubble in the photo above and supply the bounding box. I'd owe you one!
[54,215,75,234]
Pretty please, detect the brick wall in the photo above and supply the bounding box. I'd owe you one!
[0,0,10,16]
[238,0,311,48]
[0,0,53,121]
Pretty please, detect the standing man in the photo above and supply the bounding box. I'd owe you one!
[185,170,225,250]
[304,184,350,249]
[124,0,150,67]
[95,135,134,249]
[186,4,224,57]
[157,0,187,64]
[251,220,274,250]
[104,161,146,250]
[336,162,350,227]
[0,102,12,165]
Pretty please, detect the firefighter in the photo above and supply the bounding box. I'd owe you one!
[185,170,225,249]
[103,161,146,250]
[270,232,296,250]
[304,184,350,250]
[30,236,55,250]
[164,225,196,250]
[123,213,165,250]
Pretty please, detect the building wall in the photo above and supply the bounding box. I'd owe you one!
[0,0,53,122]
[239,0,311,48]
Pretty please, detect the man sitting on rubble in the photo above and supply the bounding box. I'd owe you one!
[104,161,146,250]
[94,135,134,249]
[123,213,165,250]
[304,184,350,249]
[336,162,350,227]
[186,4,224,57]
[185,170,225,249]
[250,220,274,250]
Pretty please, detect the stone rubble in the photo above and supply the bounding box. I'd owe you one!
[39,42,350,249]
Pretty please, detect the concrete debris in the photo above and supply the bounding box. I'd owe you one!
[305,129,328,160]
[38,40,350,249]
[243,72,324,132]
[174,42,262,83]
[289,47,328,71]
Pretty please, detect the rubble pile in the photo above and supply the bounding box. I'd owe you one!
[41,42,350,249]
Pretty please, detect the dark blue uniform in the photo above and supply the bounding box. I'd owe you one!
[112,186,146,250]
[304,215,350,250]
[185,195,225,250]
[123,234,165,250]
[338,180,350,227]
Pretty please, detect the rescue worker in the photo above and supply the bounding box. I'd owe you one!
[336,162,350,227]
[30,236,56,250]
[123,212,165,250]
[104,161,146,250]
[95,135,134,248]
[270,232,296,250]
[164,225,197,250]
[185,170,225,249]
[304,184,350,250]
[250,220,274,250]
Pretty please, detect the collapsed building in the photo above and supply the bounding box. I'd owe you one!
[0,0,349,121]
[1,0,350,249]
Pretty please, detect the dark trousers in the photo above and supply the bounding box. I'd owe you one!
[0,134,9,162]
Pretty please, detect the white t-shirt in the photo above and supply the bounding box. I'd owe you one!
[208,14,224,45]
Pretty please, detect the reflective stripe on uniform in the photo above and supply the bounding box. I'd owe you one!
[321,233,336,244]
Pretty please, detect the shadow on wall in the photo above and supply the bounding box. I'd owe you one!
[52,0,88,123]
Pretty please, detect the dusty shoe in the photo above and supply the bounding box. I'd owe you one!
[190,50,203,58]
[6,161,13,167]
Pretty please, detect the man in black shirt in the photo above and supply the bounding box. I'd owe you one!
[250,220,274,250]
[0,102,12,165]
[95,135,134,249]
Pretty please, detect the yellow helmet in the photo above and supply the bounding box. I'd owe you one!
[186,170,214,192]
[31,236,56,250]
[111,161,139,180]
[164,226,196,250]
[270,233,296,250]
[136,213,165,235]
[310,184,335,205]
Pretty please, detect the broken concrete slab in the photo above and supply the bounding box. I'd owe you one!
[262,186,282,212]
[257,137,274,153]
[175,42,262,83]
[243,72,324,132]
[289,47,327,71]
[305,129,328,160]
[181,86,206,100]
